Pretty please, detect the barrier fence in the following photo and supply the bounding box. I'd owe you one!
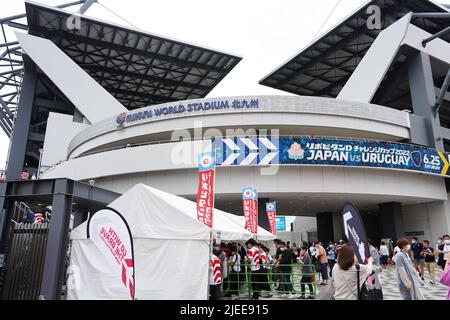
[223,263,317,299]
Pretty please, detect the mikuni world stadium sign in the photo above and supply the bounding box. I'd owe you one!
[213,136,450,177]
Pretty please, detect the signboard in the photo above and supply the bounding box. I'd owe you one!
[242,186,258,234]
[117,98,259,125]
[280,137,449,176]
[341,203,370,264]
[405,231,425,236]
[196,151,216,228]
[87,208,135,300]
[266,202,277,235]
[214,136,450,177]
[276,216,286,231]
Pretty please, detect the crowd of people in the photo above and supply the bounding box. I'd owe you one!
[208,235,450,300]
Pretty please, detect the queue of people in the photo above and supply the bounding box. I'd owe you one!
[209,234,450,300]
[209,238,318,300]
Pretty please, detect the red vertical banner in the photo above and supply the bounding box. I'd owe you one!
[266,202,277,235]
[243,186,258,234]
[196,151,215,228]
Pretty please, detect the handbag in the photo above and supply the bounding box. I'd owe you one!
[356,264,377,300]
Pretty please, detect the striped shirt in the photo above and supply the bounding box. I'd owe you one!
[260,251,268,269]
[34,213,44,224]
[210,254,222,285]
[247,247,260,271]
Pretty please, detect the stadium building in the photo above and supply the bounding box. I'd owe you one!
[1,0,450,299]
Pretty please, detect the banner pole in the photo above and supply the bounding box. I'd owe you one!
[206,140,216,300]
[207,230,213,300]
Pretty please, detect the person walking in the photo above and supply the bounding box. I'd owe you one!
[410,237,425,281]
[437,237,446,271]
[332,245,374,300]
[368,240,383,300]
[395,238,424,300]
[299,245,315,299]
[422,240,438,284]
[315,242,329,285]
[439,252,450,300]
[326,242,336,277]
[379,241,389,269]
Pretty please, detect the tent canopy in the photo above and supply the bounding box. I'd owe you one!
[68,183,274,300]
[71,183,274,241]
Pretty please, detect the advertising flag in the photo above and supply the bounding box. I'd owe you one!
[243,186,258,234]
[87,208,135,300]
[196,151,216,228]
[266,202,277,235]
[341,202,370,264]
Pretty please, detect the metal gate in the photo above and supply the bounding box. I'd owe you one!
[0,222,49,300]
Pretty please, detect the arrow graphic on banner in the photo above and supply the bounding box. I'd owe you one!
[438,151,449,175]
[217,137,279,166]
[343,211,352,239]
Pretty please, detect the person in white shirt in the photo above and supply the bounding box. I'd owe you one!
[379,242,390,269]
[332,245,374,300]
[225,244,241,297]
[393,245,401,264]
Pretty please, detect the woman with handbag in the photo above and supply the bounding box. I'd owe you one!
[331,245,373,300]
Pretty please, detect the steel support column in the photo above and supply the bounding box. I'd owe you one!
[5,70,36,180]
[316,212,334,244]
[39,179,73,300]
[0,182,8,254]
[407,52,444,151]
[257,198,270,232]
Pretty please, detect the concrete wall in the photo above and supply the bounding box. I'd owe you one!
[293,216,317,242]
[41,112,90,168]
[68,95,410,158]
[402,198,450,243]
[276,231,302,246]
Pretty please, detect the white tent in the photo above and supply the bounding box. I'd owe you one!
[67,183,274,300]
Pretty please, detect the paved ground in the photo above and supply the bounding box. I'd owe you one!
[222,264,448,300]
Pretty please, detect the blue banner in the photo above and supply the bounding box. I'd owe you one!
[276,216,286,231]
[278,137,449,176]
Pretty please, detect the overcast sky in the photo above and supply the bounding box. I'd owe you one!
[0,0,449,170]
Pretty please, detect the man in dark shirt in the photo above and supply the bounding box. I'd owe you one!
[273,239,283,290]
[421,240,437,284]
[410,237,425,280]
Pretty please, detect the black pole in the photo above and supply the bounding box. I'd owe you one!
[422,25,450,47]
[434,69,450,115]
